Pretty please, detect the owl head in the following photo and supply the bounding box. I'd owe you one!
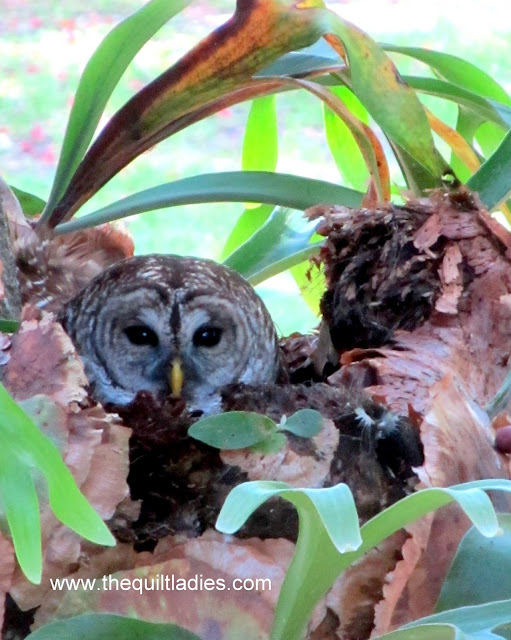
[58,255,282,414]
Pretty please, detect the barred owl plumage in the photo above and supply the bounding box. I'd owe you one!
[59,255,283,413]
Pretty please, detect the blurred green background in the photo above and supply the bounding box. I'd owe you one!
[1,0,509,335]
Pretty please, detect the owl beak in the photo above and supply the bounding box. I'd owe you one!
[169,358,184,398]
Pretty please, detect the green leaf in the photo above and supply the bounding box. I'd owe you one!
[436,514,511,612]
[375,624,467,640]
[273,76,389,201]
[0,383,115,583]
[451,109,485,183]
[290,259,324,316]
[41,0,190,220]
[242,96,278,175]
[279,409,323,438]
[403,601,511,638]
[263,46,511,130]
[9,186,46,217]
[390,141,440,194]
[217,481,361,551]
[41,1,329,226]
[250,431,287,454]
[382,45,511,106]
[224,207,323,285]
[0,319,19,333]
[467,128,511,210]
[0,446,41,584]
[221,204,274,259]
[217,479,511,640]
[217,481,361,640]
[54,172,363,235]
[257,44,342,77]
[403,76,511,129]
[26,613,200,640]
[476,122,507,158]
[188,411,278,450]
[323,86,369,190]
[323,15,450,181]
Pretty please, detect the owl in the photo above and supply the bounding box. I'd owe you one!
[58,254,283,414]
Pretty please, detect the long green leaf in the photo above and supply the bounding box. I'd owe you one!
[221,204,274,259]
[375,624,468,640]
[0,447,41,583]
[321,14,450,180]
[223,208,323,285]
[26,613,200,640]
[403,601,511,637]
[261,48,511,129]
[0,384,114,583]
[451,109,486,182]
[242,95,279,175]
[390,140,440,193]
[257,43,343,77]
[382,45,511,106]
[54,172,363,235]
[217,480,361,640]
[42,0,330,226]
[217,480,511,640]
[437,514,511,612]
[323,86,369,190]
[403,77,511,129]
[41,0,189,220]
[467,128,511,210]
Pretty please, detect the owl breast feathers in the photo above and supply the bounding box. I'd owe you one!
[58,255,283,414]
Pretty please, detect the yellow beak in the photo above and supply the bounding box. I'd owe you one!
[169,358,184,398]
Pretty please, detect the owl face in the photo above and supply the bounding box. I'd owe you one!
[59,255,281,413]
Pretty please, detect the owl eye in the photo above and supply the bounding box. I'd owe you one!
[193,325,223,348]
[123,325,159,347]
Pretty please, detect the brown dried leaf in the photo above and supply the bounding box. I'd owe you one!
[4,315,131,611]
[373,375,509,635]
[325,531,408,639]
[34,532,294,640]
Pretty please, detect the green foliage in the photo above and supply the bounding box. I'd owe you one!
[223,207,324,285]
[323,86,369,191]
[9,187,46,217]
[26,613,201,640]
[467,128,511,210]
[54,172,362,235]
[189,411,279,450]
[40,0,190,219]
[0,384,114,583]
[436,513,511,611]
[0,319,19,333]
[4,2,511,637]
[189,408,322,451]
[279,409,323,437]
[216,479,511,640]
[242,96,279,177]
